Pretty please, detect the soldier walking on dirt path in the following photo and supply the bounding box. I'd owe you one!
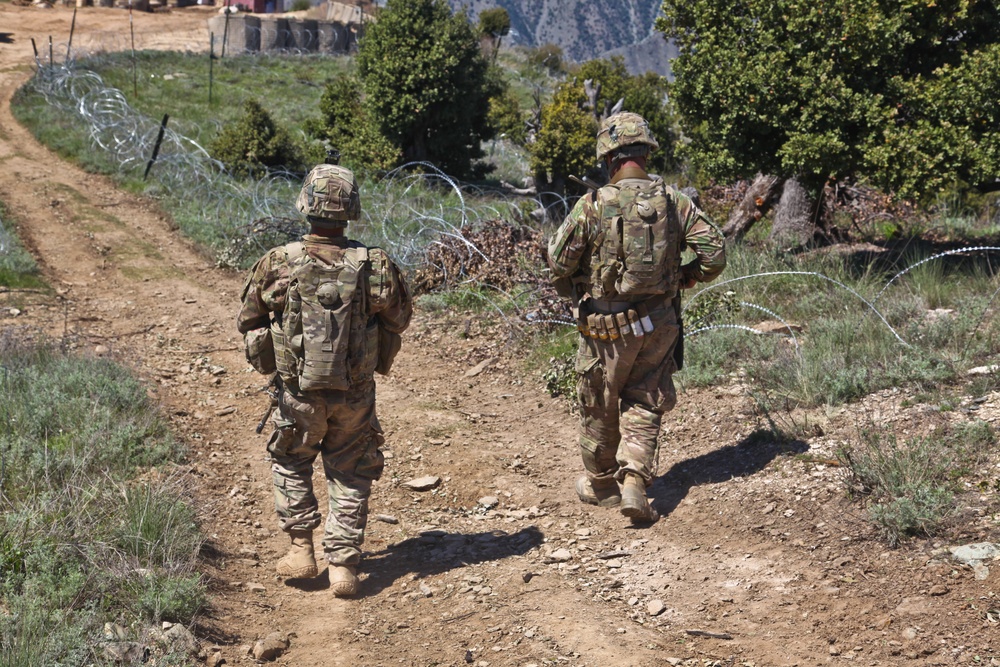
[237,163,412,597]
[547,112,726,524]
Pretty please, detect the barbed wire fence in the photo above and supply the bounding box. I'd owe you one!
[16,38,999,358]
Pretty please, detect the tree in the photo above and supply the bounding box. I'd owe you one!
[478,7,511,62]
[529,84,597,211]
[357,0,499,178]
[528,57,678,215]
[307,74,402,173]
[210,99,303,178]
[658,0,1000,245]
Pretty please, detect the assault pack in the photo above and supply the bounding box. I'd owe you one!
[589,178,683,301]
[270,241,374,391]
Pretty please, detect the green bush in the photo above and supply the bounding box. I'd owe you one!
[838,421,996,546]
[289,0,310,11]
[211,98,305,177]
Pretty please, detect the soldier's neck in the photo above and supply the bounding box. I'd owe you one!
[308,225,347,239]
[609,160,649,184]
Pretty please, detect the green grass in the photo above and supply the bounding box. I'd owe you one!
[0,202,44,290]
[680,242,1000,407]
[85,50,353,146]
[838,420,996,546]
[0,336,205,663]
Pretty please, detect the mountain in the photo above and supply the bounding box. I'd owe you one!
[449,0,674,76]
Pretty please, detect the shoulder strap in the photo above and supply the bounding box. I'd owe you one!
[284,241,306,267]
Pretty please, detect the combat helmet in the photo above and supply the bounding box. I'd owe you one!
[595,112,659,161]
[296,164,360,224]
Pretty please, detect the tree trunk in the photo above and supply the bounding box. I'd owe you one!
[768,177,818,248]
[722,173,782,241]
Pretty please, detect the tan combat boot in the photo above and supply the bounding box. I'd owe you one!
[275,530,318,578]
[575,475,622,508]
[329,565,358,597]
[620,474,659,524]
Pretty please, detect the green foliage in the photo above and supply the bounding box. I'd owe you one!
[530,56,677,191]
[837,421,995,546]
[307,73,402,172]
[112,485,202,568]
[680,243,1000,407]
[529,85,596,188]
[0,338,205,657]
[478,7,511,61]
[0,202,43,290]
[210,99,304,177]
[657,0,1000,199]
[289,0,310,10]
[131,571,205,624]
[525,43,564,75]
[487,87,528,145]
[478,7,511,38]
[357,0,500,177]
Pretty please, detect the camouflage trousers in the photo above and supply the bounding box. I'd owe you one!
[576,303,680,486]
[266,380,384,566]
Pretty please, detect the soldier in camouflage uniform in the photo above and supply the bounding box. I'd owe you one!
[547,112,726,524]
[237,164,412,596]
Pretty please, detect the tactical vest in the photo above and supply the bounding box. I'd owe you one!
[589,179,683,301]
[272,242,379,391]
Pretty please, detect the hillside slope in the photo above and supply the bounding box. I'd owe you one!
[450,0,673,75]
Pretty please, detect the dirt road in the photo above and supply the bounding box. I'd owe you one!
[0,6,997,665]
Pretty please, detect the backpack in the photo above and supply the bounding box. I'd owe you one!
[589,179,683,300]
[273,241,376,391]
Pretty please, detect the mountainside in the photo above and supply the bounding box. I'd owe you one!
[450,0,673,75]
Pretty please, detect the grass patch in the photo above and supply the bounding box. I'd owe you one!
[0,201,43,290]
[838,420,996,546]
[0,335,205,663]
[680,243,1000,407]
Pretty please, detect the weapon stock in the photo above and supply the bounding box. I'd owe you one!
[255,373,281,434]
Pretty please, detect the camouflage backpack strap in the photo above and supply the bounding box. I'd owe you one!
[344,242,371,317]
[590,184,623,299]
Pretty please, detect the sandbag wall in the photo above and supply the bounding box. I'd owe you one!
[207,14,358,54]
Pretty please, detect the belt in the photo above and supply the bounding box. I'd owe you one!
[588,293,671,315]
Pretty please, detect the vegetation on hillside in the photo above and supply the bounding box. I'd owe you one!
[0,336,205,664]
[356,0,501,177]
[657,0,1000,242]
[0,202,43,289]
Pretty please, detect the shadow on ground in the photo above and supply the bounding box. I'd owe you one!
[648,428,809,520]
[285,526,545,597]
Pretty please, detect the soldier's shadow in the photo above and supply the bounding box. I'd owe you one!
[646,428,809,520]
[285,526,544,596]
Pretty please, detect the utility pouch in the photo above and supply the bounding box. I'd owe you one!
[376,325,402,375]
[616,312,630,337]
[244,327,276,375]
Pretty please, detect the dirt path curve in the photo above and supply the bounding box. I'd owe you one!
[1,6,997,666]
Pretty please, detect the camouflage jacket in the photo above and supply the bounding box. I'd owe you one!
[237,234,412,337]
[547,169,726,298]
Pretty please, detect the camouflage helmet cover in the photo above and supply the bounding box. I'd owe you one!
[595,111,659,161]
[296,164,360,222]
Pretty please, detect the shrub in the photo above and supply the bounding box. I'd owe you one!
[838,421,996,546]
[211,99,304,177]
